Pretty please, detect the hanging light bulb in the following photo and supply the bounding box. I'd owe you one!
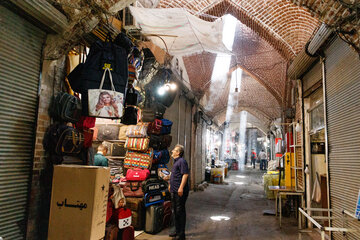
[295,121,302,132]
[234,67,239,92]
[170,82,177,90]
[157,86,166,96]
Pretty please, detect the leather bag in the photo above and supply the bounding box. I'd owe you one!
[123,181,144,197]
[147,119,162,135]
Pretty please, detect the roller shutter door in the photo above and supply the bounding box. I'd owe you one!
[325,38,360,239]
[0,5,45,239]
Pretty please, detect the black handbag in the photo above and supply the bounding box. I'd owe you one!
[121,106,138,125]
[125,86,138,106]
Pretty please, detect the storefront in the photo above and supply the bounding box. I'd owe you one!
[0,5,46,239]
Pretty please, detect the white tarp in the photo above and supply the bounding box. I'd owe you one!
[129,6,231,56]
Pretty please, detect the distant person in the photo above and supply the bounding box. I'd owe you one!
[244,150,248,165]
[251,149,257,169]
[211,148,218,167]
[258,149,267,171]
[94,144,109,167]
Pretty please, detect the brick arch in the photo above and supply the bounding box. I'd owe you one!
[158,0,319,61]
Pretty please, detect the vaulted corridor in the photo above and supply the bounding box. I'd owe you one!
[137,167,311,240]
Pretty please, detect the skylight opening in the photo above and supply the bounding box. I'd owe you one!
[222,14,237,51]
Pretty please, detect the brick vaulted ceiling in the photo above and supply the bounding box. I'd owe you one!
[155,0,321,126]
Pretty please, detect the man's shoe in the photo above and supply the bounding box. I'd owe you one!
[169,232,177,237]
[174,234,185,240]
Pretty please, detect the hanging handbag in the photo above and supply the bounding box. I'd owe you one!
[82,128,94,148]
[126,123,149,138]
[125,137,150,152]
[121,106,138,125]
[141,108,156,122]
[153,149,170,164]
[125,86,138,106]
[88,68,124,119]
[50,92,82,123]
[147,119,162,135]
[124,149,153,169]
[160,119,173,135]
[126,168,150,181]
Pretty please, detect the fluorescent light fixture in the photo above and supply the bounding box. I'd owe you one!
[210,216,230,221]
[222,14,237,51]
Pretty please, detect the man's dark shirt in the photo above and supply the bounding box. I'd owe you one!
[170,157,189,193]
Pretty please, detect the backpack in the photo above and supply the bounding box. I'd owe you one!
[44,124,84,163]
[50,92,82,123]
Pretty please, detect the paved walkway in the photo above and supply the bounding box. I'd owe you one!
[136,166,313,240]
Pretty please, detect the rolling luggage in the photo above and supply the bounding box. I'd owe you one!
[144,191,165,207]
[125,197,145,230]
[119,226,134,240]
[145,204,164,234]
[162,201,172,228]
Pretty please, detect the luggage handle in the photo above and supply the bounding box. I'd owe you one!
[130,182,140,191]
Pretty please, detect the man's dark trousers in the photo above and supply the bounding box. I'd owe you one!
[171,192,189,239]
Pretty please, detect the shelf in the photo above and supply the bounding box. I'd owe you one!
[291,167,303,170]
[290,145,302,148]
[108,156,125,159]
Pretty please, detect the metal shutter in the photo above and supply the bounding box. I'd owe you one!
[325,38,360,239]
[0,5,45,240]
[303,61,322,92]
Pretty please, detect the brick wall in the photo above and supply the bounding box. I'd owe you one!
[26,56,66,240]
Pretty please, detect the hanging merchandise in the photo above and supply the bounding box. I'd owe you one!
[160,119,173,135]
[126,123,149,138]
[114,32,134,55]
[75,116,96,130]
[121,106,139,125]
[147,119,162,135]
[43,123,84,164]
[67,34,128,116]
[96,124,121,141]
[126,168,150,181]
[88,68,124,118]
[124,85,138,106]
[137,48,159,86]
[50,92,82,123]
[124,149,153,169]
[123,181,145,197]
[125,137,150,152]
[119,125,132,140]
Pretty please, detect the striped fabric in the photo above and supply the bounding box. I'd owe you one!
[125,137,149,152]
[124,148,153,169]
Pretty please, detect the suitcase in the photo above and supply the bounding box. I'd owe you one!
[162,201,172,229]
[110,142,126,156]
[145,204,164,234]
[119,226,134,240]
[144,191,165,207]
[105,224,118,240]
[125,197,145,230]
[131,210,144,230]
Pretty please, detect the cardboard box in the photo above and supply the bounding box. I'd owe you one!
[48,165,110,240]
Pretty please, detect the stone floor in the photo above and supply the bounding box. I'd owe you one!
[136,165,315,240]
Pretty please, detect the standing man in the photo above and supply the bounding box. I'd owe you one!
[258,149,267,171]
[251,149,257,169]
[169,144,189,240]
[94,144,109,167]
